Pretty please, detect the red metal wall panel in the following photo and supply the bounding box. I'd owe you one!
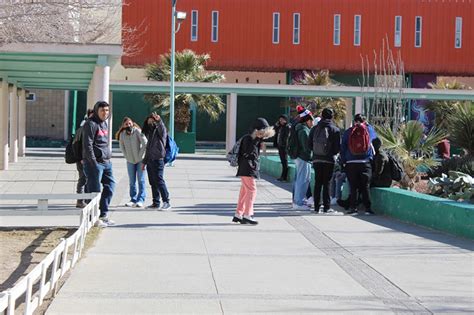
[123,0,474,75]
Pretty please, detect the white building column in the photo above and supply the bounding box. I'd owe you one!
[18,89,26,157]
[225,93,238,153]
[355,96,364,116]
[0,79,9,170]
[9,84,18,163]
[93,63,110,104]
[345,98,353,128]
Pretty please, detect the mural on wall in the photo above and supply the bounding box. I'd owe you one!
[410,74,437,132]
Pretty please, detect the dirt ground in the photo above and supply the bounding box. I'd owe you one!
[0,227,100,314]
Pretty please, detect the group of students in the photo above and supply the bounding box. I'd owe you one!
[273,105,393,215]
[71,101,171,227]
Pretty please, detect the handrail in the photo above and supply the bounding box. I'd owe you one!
[0,194,101,315]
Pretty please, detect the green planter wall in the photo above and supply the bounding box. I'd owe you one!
[175,132,196,153]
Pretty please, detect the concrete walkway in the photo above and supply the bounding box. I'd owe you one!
[1,149,473,314]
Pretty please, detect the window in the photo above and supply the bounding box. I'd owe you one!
[191,10,198,41]
[211,11,218,42]
[334,14,341,45]
[293,13,300,44]
[273,12,280,44]
[394,16,402,47]
[354,15,361,46]
[415,16,422,47]
[455,17,462,48]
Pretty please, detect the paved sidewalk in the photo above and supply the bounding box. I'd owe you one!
[43,154,473,314]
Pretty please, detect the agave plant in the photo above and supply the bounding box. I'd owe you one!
[428,171,474,203]
[375,120,447,190]
[295,70,346,125]
[145,50,225,132]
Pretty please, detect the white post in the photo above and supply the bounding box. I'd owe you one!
[64,90,70,141]
[9,85,18,163]
[107,92,113,152]
[18,89,26,157]
[355,96,363,116]
[0,79,9,170]
[345,98,353,129]
[225,93,238,153]
[93,64,110,104]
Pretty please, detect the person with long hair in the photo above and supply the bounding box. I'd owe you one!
[116,117,148,208]
[233,118,275,225]
[142,113,171,210]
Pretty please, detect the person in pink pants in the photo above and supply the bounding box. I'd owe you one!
[233,118,274,225]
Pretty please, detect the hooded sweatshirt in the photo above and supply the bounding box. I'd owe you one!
[82,102,111,164]
[143,119,167,164]
[119,127,148,164]
[340,123,377,163]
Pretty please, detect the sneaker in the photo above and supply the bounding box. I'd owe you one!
[232,216,243,224]
[95,220,108,228]
[135,202,144,208]
[161,202,172,211]
[147,203,160,209]
[365,209,375,215]
[346,209,358,215]
[99,215,115,226]
[330,198,338,205]
[305,197,314,207]
[292,204,311,211]
[75,201,86,208]
[125,201,136,207]
[242,216,258,225]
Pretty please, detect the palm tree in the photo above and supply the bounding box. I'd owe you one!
[295,70,346,125]
[145,50,225,132]
[376,120,447,190]
[446,102,474,156]
[425,79,472,132]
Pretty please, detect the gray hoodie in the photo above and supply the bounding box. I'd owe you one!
[82,102,111,164]
[119,128,147,164]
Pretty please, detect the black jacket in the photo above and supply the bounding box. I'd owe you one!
[276,123,290,149]
[372,150,392,187]
[236,134,262,179]
[143,119,167,163]
[308,119,341,163]
[82,103,111,164]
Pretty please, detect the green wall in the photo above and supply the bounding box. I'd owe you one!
[111,92,154,135]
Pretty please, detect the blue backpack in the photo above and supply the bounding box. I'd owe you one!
[164,136,179,164]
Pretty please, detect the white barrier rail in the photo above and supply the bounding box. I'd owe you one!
[0,194,101,315]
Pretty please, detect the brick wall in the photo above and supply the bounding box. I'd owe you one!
[26,89,65,140]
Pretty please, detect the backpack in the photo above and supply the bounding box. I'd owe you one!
[388,153,403,181]
[287,124,299,159]
[164,135,179,164]
[348,123,370,156]
[312,125,330,156]
[64,127,83,164]
[226,137,243,167]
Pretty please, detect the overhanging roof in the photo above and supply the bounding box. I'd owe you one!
[110,81,474,101]
[0,42,122,90]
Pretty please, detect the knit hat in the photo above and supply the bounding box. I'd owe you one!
[322,108,334,119]
[296,105,305,114]
[299,109,314,122]
[252,117,270,130]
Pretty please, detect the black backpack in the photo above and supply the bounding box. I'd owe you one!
[64,127,83,164]
[286,124,299,159]
[312,125,330,156]
[388,153,403,181]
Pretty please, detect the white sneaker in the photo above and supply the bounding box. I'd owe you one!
[292,204,311,211]
[305,197,314,206]
[125,201,135,207]
[99,215,115,226]
[161,202,171,211]
[330,198,338,205]
[135,202,144,208]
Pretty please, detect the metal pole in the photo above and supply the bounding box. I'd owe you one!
[72,90,77,136]
[169,0,177,139]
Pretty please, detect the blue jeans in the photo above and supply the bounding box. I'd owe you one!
[330,171,346,200]
[293,158,311,206]
[84,161,116,217]
[147,159,169,205]
[126,162,146,203]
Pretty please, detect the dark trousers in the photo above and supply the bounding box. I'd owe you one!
[76,162,88,202]
[346,162,372,210]
[313,162,335,210]
[147,159,170,205]
[83,161,116,217]
[278,147,288,180]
